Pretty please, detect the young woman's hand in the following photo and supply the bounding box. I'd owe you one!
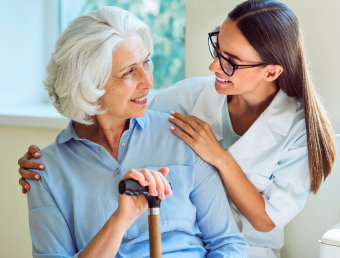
[18,145,44,194]
[169,111,226,168]
[116,167,172,223]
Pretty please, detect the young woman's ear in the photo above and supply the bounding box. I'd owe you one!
[264,65,284,81]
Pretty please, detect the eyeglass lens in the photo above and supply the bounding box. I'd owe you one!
[209,34,234,76]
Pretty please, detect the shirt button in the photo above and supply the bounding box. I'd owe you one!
[121,142,126,147]
[115,169,120,175]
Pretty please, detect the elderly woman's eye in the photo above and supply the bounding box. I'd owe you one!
[144,59,150,65]
[123,68,135,78]
[144,59,153,70]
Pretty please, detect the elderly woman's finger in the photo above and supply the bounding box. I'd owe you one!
[19,168,41,180]
[150,170,166,199]
[158,172,172,196]
[122,169,149,187]
[139,169,157,196]
[158,167,169,177]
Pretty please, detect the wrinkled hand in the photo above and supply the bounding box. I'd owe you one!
[18,145,44,194]
[117,167,172,223]
[169,111,225,167]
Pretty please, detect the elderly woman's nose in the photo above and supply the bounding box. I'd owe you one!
[139,69,153,89]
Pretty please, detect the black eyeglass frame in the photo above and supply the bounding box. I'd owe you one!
[208,31,268,77]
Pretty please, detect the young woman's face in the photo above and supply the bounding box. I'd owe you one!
[100,34,153,121]
[209,19,270,96]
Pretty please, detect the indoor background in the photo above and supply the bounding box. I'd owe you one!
[1,0,339,257]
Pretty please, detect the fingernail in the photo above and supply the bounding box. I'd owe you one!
[153,190,158,196]
[170,111,175,114]
[168,188,173,196]
[25,185,29,190]
[34,152,40,158]
[169,115,174,119]
[35,174,40,180]
[160,193,165,199]
[39,164,44,169]
[170,126,175,130]
[143,180,149,186]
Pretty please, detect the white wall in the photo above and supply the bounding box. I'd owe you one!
[0,126,60,258]
[186,0,340,133]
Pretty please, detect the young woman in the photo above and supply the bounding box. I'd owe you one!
[18,1,335,257]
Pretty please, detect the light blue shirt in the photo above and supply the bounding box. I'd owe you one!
[27,110,248,258]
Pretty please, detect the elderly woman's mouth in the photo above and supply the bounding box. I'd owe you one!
[130,95,147,104]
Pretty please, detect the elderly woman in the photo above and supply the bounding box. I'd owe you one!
[25,6,248,258]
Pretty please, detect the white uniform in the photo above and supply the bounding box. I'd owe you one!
[149,76,309,258]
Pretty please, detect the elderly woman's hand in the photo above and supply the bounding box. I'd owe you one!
[18,145,44,194]
[116,167,172,223]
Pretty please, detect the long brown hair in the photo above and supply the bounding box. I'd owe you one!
[228,0,336,193]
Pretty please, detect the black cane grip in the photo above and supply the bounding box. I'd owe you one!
[119,179,149,196]
[119,179,161,208]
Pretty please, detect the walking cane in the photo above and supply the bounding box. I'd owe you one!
[119,179,162,258]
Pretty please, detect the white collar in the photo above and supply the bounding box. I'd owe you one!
[189,76,299,142]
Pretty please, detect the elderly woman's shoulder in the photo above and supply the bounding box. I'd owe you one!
[144,110,186,138]
[144,109,173,125]
[149,76,215,114]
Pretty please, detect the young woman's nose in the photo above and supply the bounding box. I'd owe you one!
[209,58,221,73]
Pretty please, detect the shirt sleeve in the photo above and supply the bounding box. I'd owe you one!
[190,156,249,257]
[263,133,309,228]
[27,171,81,258]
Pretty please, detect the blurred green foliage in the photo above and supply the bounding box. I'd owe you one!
[62,0,185,89]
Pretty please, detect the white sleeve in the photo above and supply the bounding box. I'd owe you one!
[263,133,309,228]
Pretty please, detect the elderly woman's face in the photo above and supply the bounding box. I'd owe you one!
[100,34,153,120]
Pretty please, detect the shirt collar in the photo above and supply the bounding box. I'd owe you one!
[190,77,299,140]
[57,115,146,144]
[262,89,299,136]
[129,114,146,130]
[57,121,78,144]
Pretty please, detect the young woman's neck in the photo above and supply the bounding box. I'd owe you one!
[229,82,279,114]
[227,82,278,136]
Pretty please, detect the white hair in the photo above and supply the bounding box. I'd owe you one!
[45,6,153,124]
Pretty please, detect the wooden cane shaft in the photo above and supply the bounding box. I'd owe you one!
[148,214,162,258]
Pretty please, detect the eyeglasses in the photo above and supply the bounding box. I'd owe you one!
[208,31,267,77]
